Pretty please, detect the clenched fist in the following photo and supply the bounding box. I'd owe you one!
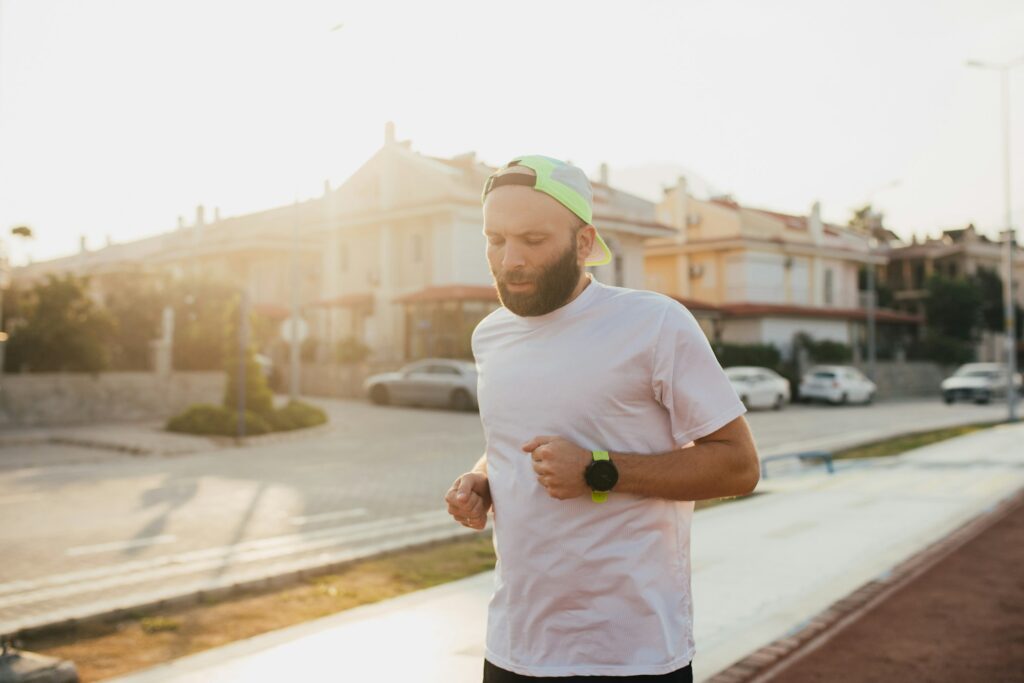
[522,435,591,500]
[444,471,492,530]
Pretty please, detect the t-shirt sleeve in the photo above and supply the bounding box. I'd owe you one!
[652,302,747,445]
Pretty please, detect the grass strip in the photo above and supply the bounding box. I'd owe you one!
[21,534,497,682]
[832,422,1000,461]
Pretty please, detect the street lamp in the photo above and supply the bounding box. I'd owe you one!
[968,55,1024,423]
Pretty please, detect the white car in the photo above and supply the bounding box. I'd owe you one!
[363,358,478,411]
[725,366,791,410]
[799,365,876,405]
[941,363,1023,404]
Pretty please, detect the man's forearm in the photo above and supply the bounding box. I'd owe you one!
[471,453,487,476]
[612,440,758,502]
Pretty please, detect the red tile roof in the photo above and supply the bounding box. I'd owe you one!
[309,292,375,308]
[719,302,922,324]
[394,285,499,304]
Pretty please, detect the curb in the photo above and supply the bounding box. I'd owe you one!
[704,485,1024,683]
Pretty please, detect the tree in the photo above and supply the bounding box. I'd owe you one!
[106,274,167,370]
[222,294,274,418]
[924,275,982,341]
[4,274,115,372]
[170,277,237,371]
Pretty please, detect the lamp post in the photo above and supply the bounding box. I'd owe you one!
[968,55,1024,423]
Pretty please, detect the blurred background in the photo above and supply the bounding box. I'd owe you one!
[0,2,1022,682]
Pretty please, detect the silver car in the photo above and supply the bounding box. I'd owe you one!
[941,363,1023,404]
[363,359,478,411]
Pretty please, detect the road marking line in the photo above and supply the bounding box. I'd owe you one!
[289,508,368,525]
[66,535,177,557]
[0,510,453,609]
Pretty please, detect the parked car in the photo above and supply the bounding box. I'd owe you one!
[940,363,1023,404]
[725,366,791,410]
[363,359,478,411]
[798,365,876,405]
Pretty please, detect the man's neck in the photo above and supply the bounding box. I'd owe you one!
[563,273,593,307]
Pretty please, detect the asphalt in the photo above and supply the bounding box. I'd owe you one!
[106,421,1024,683]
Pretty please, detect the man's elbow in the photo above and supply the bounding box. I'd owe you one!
[731,448,760,495]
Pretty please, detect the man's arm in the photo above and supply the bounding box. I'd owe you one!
[613,415,758,501]
[523,415,759,502]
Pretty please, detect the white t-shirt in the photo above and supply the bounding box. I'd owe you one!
[472,275,746,677]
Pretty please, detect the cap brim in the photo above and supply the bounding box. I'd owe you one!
[585,230,613,267]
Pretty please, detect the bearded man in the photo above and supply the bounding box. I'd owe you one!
[444,155,760,682]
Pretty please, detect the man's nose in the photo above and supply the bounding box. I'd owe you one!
[502,244,527,269]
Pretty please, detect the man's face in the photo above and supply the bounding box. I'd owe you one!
[483,183,589,317]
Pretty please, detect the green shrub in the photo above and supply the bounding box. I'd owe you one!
[336,336,371,364]
[714,343,781,369]
[794,333,852,364]
[268,400,328,431]
[906,333,974,366]
[166,403,271,436]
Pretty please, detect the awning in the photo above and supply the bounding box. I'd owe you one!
[718,302,922,324]
[309,292,375,309]
[394,285,499,304]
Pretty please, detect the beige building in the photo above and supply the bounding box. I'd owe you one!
[310,124,676,362]
[885,223,1024,362]
[645,178,920,359]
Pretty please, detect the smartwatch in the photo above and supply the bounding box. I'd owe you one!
[584,450,618,503]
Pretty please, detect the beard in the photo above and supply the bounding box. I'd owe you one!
[493,241,582,317]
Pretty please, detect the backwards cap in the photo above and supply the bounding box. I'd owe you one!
[481,154,613,267]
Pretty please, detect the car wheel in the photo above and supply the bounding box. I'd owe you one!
[370,385,390,406]
[838,392,848,406]
[450,389,473,412]
[864,392,874,405]
[943,393,954,404]
[773,394,784,410]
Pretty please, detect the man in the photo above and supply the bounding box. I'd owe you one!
[444,155,760,682]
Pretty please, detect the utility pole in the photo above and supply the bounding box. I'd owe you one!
[968,55,1024,423]
[289,200,301,400]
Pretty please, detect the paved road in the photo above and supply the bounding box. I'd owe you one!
[0,397,1009,634]
[108,422,1024,683]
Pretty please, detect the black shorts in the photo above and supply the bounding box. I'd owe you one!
[483,659,693,682]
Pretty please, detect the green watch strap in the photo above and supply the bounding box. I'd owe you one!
[591,450,609,503]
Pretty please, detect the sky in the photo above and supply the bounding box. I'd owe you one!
[1,0,1023,266]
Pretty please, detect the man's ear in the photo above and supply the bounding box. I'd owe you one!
[577,224,596,262]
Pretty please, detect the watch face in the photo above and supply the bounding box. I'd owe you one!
[586,459,618,492]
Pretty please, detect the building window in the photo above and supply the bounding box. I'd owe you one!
[824,268,834,305]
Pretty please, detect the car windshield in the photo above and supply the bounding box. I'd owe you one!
[812,371,836,379]
[956,369,998,378]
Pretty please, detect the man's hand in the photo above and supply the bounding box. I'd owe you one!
[522,436,591,500]
[444,471,491,530]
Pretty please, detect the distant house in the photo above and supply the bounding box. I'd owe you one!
[885,223,1024,362]
[645,178,921,360]
[309,124,676,362]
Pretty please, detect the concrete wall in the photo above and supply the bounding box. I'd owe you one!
[851,361,955,400]
[0,372,224,428]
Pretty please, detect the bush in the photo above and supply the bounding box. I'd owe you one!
[714,343,781,369]
[267,400,328,431]
[906,333,974,366]
[336,336,371,364]
[794,333,852,364]
[166,404,271,436]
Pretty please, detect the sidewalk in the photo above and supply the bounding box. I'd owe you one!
[108,422,1024,683]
